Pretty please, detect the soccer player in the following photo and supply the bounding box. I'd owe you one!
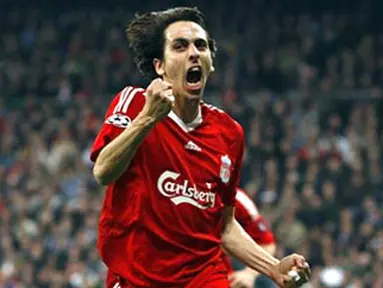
[91,7,310,288]
[224,188,277,288]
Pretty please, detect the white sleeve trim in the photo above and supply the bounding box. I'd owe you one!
[235,189,259,220]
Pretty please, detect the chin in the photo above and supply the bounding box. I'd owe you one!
[185,89,203,100]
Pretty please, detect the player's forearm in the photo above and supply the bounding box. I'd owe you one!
[222,219,279,279]
[93,113,156,185]
[243,243,277,277]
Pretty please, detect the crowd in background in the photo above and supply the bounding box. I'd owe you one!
[1,1,382,287]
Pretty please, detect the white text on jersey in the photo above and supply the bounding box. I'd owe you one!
[157,171,215,209]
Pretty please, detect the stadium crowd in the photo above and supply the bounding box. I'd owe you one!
[1,0,383,287]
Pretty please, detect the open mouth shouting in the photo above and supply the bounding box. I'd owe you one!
[185,66,203,93]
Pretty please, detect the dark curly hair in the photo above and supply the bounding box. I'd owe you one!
[126,7,217,80]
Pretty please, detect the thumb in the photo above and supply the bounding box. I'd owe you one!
[293,256,307,269]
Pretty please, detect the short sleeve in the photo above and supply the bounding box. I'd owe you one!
[221,124,245,206]
[90,86,145,162]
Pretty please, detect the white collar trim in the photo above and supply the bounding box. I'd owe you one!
[167,106,203,133]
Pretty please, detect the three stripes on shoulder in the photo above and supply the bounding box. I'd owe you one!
[105,86,144,128]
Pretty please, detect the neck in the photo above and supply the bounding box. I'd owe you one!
[172,96,200,123]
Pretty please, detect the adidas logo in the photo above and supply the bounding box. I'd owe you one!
[184,141,201,152]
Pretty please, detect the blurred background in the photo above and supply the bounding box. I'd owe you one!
[1,0,383,287]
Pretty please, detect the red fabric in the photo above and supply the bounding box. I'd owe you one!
[107,262,230,288]
[201,278,230,288]
[91,86,244,287]
[185,262,230,288]
[106,271,121,288]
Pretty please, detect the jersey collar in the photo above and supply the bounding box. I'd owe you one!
[167,105,203,133]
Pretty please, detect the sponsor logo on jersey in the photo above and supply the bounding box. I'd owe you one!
[105,114,131,128]
[220,155,232,184]
[157,170,216,209]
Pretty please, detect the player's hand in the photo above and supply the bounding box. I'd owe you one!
[142,78,174,122]
[228,269,257,288]
[270,254,311,287]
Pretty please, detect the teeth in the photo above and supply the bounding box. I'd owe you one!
[190,67,201,72]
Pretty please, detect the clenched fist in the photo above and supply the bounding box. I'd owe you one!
[270,254,311,287]
[142,78,174,122]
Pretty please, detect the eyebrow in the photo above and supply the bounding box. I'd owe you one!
[171,37,208,44]
[172,37,189,44]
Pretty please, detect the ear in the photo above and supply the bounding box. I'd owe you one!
[153,58,165,77]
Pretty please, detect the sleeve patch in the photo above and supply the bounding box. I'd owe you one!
[105,114,131,128]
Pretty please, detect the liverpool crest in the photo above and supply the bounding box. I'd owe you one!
[220,155,232,184]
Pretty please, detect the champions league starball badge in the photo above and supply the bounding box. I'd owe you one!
[105,114,131,128]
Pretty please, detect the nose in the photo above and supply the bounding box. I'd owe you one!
[188,44,200,62]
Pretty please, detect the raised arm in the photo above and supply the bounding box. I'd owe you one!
[92,79,174,185]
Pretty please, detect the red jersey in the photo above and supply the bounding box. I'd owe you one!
[223,188,276,273]
[91,86,244,287]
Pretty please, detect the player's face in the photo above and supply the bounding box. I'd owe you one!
[154,21,214,99]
